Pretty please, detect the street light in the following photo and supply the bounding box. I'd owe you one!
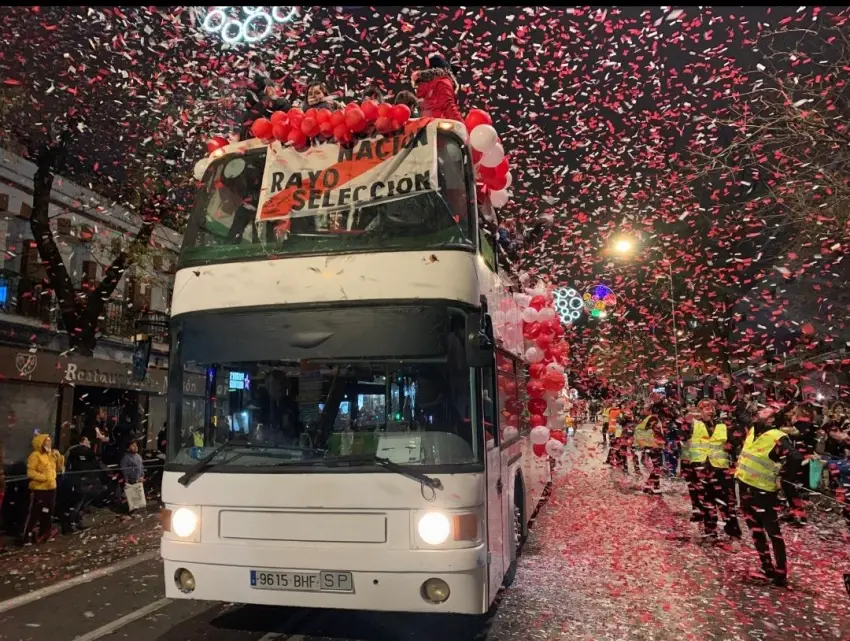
[608,234,682,400]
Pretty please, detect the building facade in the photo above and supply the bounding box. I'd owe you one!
[0,147,182,464]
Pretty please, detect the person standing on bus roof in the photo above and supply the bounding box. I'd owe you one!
[411,54,463,122]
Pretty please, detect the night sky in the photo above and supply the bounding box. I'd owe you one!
[2,6,848,390]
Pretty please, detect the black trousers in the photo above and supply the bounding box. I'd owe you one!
[683,461,739,535]
[601,422,609,444]
[644,448,664,490]
[20,489,57,542]
[738,480,787,578]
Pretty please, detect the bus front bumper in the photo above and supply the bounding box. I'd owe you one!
[162,540,490,615]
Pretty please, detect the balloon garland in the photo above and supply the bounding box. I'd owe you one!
[512,279,571,461]
[245,100,414,149]
[465,109,513,210]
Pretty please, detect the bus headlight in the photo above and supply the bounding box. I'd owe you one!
[417,512,451,545]
[172,507,199,538]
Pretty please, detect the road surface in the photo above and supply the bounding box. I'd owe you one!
[1,426,848,641]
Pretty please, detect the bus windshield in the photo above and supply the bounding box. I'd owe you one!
[180,132,474,266]
[167,359,478,470]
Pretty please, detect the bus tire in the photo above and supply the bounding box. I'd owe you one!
[502,476,525,588]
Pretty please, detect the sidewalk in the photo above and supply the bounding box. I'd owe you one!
[487,425,850,641]
[0,505,162,603]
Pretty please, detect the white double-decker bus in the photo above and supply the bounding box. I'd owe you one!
[160,118,550,615]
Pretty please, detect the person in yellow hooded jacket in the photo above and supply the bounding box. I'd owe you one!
[19,433,64,545]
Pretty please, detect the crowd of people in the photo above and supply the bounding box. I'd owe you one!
[0,409,160,551]
[594,392,850,587]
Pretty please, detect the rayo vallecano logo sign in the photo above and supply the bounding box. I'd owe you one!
[197,7,299,45]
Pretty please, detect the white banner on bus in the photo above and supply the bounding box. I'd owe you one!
[256,119,439,225]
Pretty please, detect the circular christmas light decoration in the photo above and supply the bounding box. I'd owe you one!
[553,287,584,324]
[199,7,299,45]
[584,284,616,316]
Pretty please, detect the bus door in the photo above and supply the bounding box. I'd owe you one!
[481,365,505,599]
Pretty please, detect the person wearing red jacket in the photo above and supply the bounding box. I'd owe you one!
[412,54,463,122]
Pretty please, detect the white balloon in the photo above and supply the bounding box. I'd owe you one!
[530,426,550,445]
[480,144,505,168]
[503,425,519,442]
[490,189,510,208]
[547,414,562,430]
[486,435,497,450]
[537,307,557,322]
[547,362,565,374]
[470,124,498,153]
[545,438,566,458]
[525,346,544,363]
[504,171,513,189]
[513,292,532,309]
[521,307,539,324]
[193,158,210,181]
[519,272,532,286]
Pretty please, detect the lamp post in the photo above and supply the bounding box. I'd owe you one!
[610,235,682,401]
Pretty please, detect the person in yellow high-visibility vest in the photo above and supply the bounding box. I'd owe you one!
[735,404,803,587]
[635,415,665,494]
[689,400,742,540]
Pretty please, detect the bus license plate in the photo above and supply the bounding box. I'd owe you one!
[250,570,354,593]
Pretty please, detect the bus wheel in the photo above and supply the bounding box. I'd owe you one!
[502,483,524,588]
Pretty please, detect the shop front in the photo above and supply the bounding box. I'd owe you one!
[0,346,169,463]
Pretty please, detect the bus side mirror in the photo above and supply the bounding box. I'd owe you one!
[466,312,494,367]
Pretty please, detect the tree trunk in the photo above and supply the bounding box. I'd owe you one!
[30,148,79,334]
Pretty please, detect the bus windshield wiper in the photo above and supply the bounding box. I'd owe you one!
[329,454,444,491]
[178,440,245,487]
[179,442,325,486]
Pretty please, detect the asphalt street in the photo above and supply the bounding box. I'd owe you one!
[1,426,848,641]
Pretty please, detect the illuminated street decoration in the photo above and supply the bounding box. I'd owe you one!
[200,7,299,44]
[584,284,616,319]
[553,287,584,324]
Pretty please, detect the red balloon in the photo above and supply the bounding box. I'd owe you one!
[333,124,352,144]
[535,331,555,349]
[486,171,509,191]
[301,117,319,138]
[377,103,393,119]
[270,111,288,125]
[527,379,546,399]
[345,102,360,112]
[472,148,483,165]
[272,122,291,141]
[288,113,304,132]
[528,398,547,415]
[553,323,565,337]
[319,121,334,138]
[522,322,541,340]
[316,108,332,124]
[330,110,346,127]
[530,414,547,428]
[543,370,565,392]
[550,429,566,443]
[528,362,547,380]
[801,323,815,336]
[287,129,307,148]
[392,103,411,124]
[465,108,493,131]
[345,108,367,133]
[361,99,379,122]
[287,107,304,120]
[529,295,547,311]
[304,107,318,120]
[375,116,394,134]
[206,136,228,153]
[533,443,547,458]
[505,398,522,415]
[251,118,273,140]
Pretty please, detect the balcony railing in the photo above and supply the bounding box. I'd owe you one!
[0,271,169,343]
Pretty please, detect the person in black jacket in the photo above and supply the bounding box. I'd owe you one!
[60,436,106,534]
[240,74,295,139]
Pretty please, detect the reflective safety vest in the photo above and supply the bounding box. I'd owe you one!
[634,416,663,448]
[193,430,204,447]
[683,420,730,468]
[735,428,785,492]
